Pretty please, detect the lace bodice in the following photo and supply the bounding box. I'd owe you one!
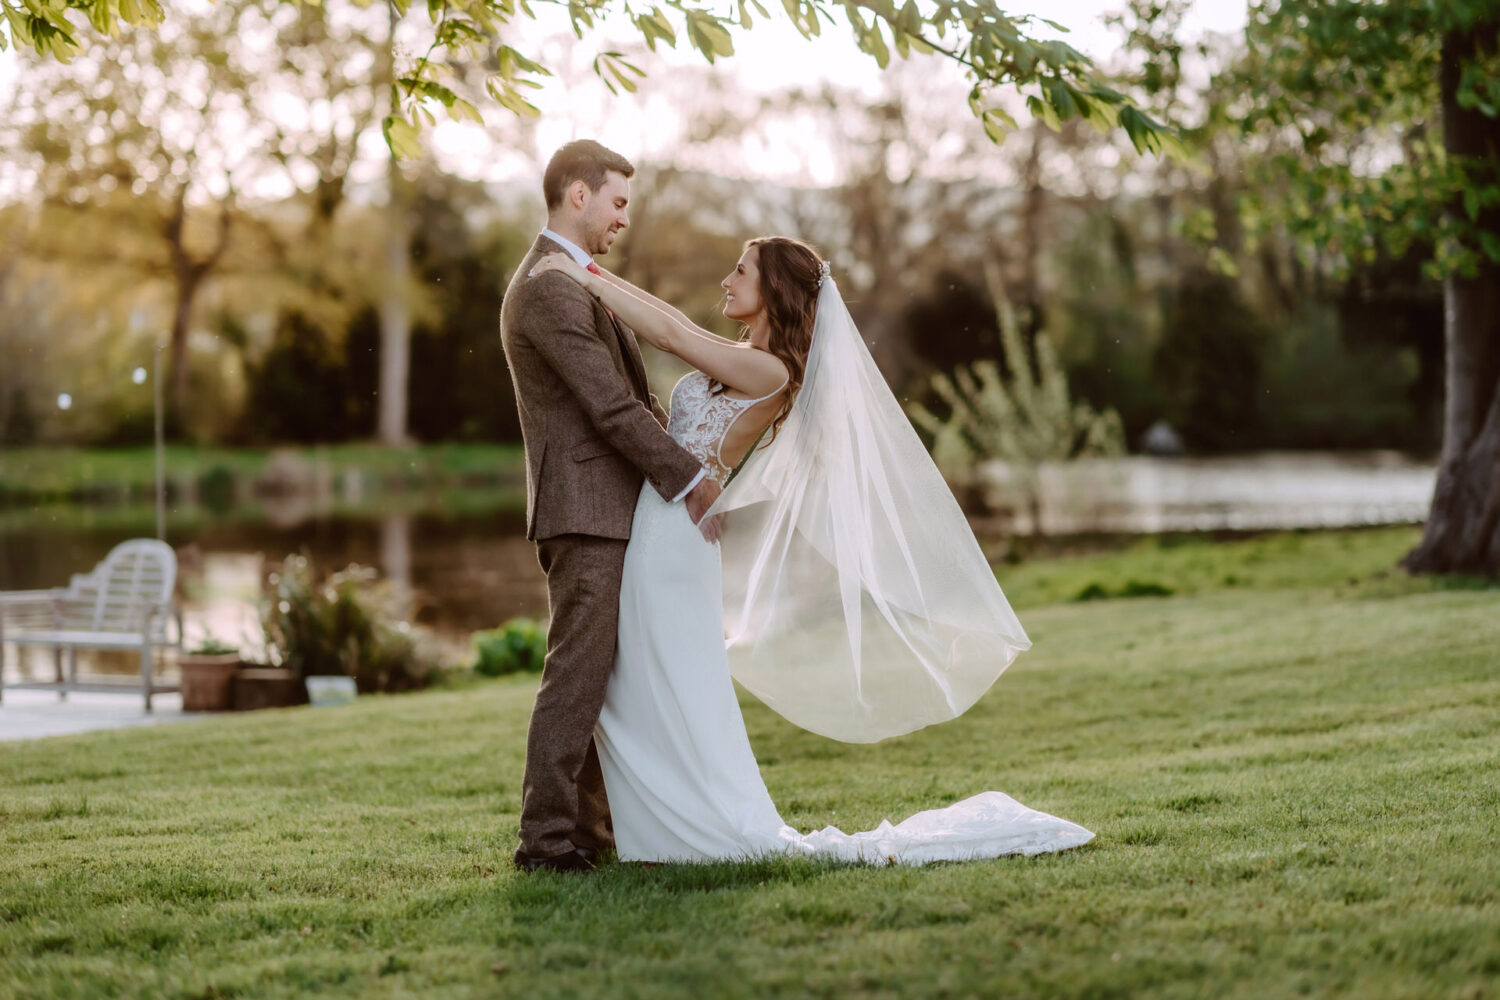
[667,371,780,485]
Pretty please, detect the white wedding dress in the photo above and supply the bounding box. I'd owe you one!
[594,370,1094,864]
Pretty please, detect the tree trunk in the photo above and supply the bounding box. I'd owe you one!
[1402,22,1500,576]
[161,184,231,433]
[1018,126,1045,328]
[376,172,411,445]
[167,272,199,426]
[376,2,410,446]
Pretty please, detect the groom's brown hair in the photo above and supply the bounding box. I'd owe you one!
[543,140,635,211]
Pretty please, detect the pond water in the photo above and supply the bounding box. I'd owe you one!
[978,451,1435,535]
[0,451,1435,682]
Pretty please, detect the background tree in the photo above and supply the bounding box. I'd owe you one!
[3,0,260,430]
[1229,1,1500,574]
[908,263,1126,529]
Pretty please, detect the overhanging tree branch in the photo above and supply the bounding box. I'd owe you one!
[5,0,1177,157]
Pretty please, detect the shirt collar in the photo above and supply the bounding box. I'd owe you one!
[540,228,593,268]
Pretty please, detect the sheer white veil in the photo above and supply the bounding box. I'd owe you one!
[711,276,1031,743]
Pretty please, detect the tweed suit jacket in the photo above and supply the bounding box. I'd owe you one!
[501,235,704,541]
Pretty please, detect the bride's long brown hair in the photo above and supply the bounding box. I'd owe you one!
[725,236,824,442]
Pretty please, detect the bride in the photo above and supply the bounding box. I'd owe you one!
[529,237,1093,864]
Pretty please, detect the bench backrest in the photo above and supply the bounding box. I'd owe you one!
[60,539,177,636]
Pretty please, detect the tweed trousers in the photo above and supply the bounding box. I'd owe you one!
[518,533,630,858]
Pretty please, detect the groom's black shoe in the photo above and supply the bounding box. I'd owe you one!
[513,847,597,874]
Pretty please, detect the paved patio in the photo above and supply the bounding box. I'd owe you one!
[0,689,195,742]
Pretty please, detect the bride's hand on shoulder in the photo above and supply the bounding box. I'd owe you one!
[529,253,588,285]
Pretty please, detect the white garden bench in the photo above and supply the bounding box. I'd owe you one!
[0,539,183,712]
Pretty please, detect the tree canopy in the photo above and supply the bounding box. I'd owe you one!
[1229,0,1500,574]
[1236,0,1500,280]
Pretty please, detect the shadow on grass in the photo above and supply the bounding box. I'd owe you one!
[493,853,863,972]
[505,852,852,907]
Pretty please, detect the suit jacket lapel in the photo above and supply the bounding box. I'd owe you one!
[529,234,651,402]
[610,313,652,401]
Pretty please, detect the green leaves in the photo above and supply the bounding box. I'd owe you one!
[15,0,1178,162]
[593,51,643,94]
[3,0,165,59]
[1232,0,1500,280]
[382,115,424,161]
[980,105,1017,143]
[632,7,676,50]
[484,73,542,118]
[1118,105,1169,154]
[684,8,734,63]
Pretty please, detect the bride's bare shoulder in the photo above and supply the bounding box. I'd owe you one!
[721,345,789,399]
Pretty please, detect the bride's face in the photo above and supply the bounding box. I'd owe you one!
[721,248,763,323]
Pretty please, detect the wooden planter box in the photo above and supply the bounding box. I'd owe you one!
[179,653,241,712]
[232,667,307,712]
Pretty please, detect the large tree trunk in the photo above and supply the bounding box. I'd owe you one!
[1402,22,1500,576]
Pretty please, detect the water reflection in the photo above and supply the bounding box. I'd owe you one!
[0,499,547,680]
[980,452,1434,534]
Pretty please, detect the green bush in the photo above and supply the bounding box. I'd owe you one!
[261,555,439,693]
[1072,578,1176,602]
[195,464,237,514]
[472,618,547,677]
[188,635,239,656]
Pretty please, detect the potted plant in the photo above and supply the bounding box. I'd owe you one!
[259,554,439,698]
[178,636,241,712]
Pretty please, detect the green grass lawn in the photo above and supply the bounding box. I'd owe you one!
[1,529,1497,999]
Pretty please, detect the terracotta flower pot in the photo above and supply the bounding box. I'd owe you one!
[179,653,241,712]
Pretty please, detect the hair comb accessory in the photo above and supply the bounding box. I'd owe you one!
[817,261,831,288]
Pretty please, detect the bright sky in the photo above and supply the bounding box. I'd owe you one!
[0,1,1249,194]
[423,0,1248,189]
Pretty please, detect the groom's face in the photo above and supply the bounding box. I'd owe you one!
[581,171,631,256]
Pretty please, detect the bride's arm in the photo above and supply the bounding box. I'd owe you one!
[530,254,788,399]
[591,263,702,335]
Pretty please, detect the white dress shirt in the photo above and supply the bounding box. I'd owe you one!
[538,229,706,503]
[540,228,593,268]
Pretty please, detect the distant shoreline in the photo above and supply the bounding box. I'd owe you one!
[0,443,526,508]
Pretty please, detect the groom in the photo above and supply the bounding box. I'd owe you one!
[500,140,720,872]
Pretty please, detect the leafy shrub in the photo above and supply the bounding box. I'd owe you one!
[1073,582,1111,602]
[472,618,547,677]
[1071,579,1176,602]
[188,635,239,656]
[1119,579,1175,598]
[195,465,237,515]
[907,263,1124,530]
[261,554,439,693]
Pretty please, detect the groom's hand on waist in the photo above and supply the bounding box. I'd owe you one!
[684,477,723,543]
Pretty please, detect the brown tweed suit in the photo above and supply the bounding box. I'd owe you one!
[501,234,704,859]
